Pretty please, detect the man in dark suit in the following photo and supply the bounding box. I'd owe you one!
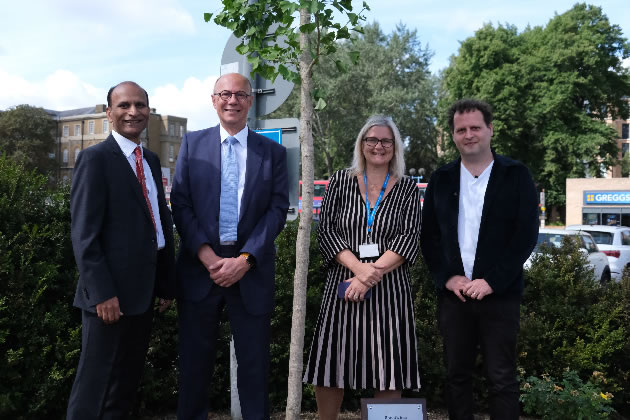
[171,73,289,420]
[420,99,539,420]
[67,81,176,419]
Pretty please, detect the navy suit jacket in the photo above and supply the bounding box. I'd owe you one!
[70,135,176,315]
[171,125,289,315]
[420,152,539,297]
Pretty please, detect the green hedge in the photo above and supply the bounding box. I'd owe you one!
[1,156,629,418]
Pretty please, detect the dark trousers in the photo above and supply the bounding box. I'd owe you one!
[438,293,521,420]
[177,282,271,420]
[66,307,154,420]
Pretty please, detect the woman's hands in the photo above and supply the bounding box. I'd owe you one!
[343,277,371,302]
[352,261,385,288]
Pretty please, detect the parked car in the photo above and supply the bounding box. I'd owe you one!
[525,228,611,283]
[566,225,630,282]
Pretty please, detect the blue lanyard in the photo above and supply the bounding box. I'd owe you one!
[364,171,390,234]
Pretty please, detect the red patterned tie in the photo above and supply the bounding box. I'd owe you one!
[134,146,157,232]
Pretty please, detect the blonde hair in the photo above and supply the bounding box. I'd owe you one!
[349,115,405,179]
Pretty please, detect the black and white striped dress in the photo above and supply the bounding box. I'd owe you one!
[303,169,421,390]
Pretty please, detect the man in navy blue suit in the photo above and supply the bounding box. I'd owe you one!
[421,99,538,420]
[67,81,176,419]
[171,73,289,419]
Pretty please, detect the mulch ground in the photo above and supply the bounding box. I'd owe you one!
[148,410,536,419]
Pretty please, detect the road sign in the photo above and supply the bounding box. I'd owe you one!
[255,118,299,221]
[255,128,282,144]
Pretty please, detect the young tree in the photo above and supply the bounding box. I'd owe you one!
[206,1,369,416]
[440,3,630,209]
[0,105,56,175]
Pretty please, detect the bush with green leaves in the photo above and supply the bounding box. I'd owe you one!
[519,237,630,417]
[0,156,79,418]
[520,369,615,418]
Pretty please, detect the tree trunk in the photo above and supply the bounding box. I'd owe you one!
[285,8,314,420]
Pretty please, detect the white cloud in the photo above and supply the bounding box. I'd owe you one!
[623,57,630,69]
[152,76,219,131]
[0,68,105,111]
[0,68,217,132]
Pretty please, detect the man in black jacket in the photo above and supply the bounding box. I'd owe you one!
[420,99,538,420]
[66,81,176,419]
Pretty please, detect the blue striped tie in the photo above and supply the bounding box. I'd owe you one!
[219,136,239,242]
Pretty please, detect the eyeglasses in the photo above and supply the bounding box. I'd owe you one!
[363,137,394,148]
[213,90,251,101]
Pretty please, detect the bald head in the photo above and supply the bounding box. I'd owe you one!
[107,81,149,108]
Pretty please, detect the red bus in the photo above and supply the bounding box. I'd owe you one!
[298,180,427,212]
[298,180,329,214]
[417,183,427,207]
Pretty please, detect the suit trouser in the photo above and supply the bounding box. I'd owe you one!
[177,283,271,420]
[66,307,154,420]
[438,293,521,420]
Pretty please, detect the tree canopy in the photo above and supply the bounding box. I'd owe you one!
[272,23,438,179]
[440,3,630,207]
[0,105,56,175]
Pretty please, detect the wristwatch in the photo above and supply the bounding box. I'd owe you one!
[240,252,256,269]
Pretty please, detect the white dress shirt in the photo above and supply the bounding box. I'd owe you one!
[112,130,165,249]
[458,161,494,280]
[219,124,248,220]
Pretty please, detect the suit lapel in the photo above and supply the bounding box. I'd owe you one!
[239,130,263,223]
[478,156,505,240]
[105,136,155,228]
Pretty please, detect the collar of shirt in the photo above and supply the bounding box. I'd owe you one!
[219,124,249,148]
[460,160,494,184]
[112,130,143,158]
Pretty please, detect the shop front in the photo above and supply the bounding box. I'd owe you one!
[566,179,630,226]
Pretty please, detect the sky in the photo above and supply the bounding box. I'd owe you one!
[1,0,629,131]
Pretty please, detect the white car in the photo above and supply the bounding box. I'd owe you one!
[566,225,630,282]
[526,228,611,283]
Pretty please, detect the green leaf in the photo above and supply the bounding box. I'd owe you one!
[349,51,360,64]
[336,26,350,40]
[248,55,261,69]
[300,22,317,34]
[314,97,327,111]
[236,43,250,55]
[334,59,348,73]
[347,12,358,26]
[362,1,371,11]
[203,12,213,23]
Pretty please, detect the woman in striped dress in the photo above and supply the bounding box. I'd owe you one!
[303,115,421,419]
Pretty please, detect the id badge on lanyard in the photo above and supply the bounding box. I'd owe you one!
[359,171,389,259]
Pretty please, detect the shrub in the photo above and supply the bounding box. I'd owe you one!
[520,370,615,419]
[520,238,630,416]
[0,157,79,419]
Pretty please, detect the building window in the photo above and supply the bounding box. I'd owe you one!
[74,148,80,162]
[63,125,69,137]
[622,123,629,139]
[103,120,109,133]
[169,144,174,162]
[180,125,185,138]
[74,124,81,136]
[63,149,69,163]
[623,143,629,157]
[88,121,94,134]
[169,123,175,136]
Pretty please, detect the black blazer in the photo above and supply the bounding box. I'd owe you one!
[420,152,539,297]
[70,135,176,315]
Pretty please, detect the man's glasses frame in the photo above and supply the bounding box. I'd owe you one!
[363,137,394,148]
[213,90,251,102]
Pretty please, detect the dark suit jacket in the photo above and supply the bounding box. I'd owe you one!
[420,152,539,297]
[171,125,289,315]
[70,135,176,315]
